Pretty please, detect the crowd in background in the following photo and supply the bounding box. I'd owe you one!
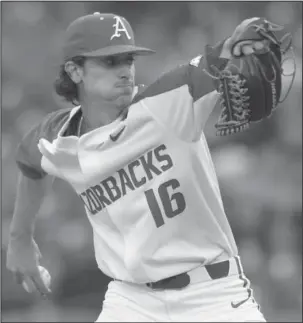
[2,2,302,322]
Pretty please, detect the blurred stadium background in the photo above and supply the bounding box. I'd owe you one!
[1,1,302,322]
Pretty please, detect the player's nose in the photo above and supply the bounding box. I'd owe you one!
[118,66,133,81]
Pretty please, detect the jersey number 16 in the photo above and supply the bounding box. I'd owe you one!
[144,179,186,228]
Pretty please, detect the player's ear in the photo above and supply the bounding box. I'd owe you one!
[64,61,83,84]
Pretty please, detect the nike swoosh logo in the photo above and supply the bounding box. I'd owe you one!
[110,125,126,142]
[231,297,250,308]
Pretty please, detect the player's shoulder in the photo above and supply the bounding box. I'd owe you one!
[17,106,75,151]
[27,106,74,142]
[40,107,73,135]
[15,107,75,179]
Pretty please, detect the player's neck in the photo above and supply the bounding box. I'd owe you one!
[79,98,123,132]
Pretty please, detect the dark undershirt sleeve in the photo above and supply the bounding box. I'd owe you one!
[15,108,73,179]
[132,38,228,105]
[188,38,229,101]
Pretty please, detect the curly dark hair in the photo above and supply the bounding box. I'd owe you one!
[54,56,86,106]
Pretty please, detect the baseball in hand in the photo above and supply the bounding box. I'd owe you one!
[22,266,51,293]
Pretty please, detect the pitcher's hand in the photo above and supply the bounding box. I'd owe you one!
[6,237,52,298]
[220,17,268,58]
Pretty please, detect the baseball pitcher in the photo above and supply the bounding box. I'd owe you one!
[6,12,294,322]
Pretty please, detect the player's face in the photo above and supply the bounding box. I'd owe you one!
[81,53,136,108]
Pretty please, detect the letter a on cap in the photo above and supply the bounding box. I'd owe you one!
[111,16,131,40]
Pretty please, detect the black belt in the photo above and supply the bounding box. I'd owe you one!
[146,258,238,290]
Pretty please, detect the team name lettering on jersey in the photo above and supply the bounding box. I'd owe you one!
[79,144,173,215]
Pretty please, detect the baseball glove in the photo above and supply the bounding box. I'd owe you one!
[205,18,294,136]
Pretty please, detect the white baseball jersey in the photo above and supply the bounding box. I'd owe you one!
[16,55,238,283]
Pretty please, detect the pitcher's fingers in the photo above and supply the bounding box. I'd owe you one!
[253,41,265,50]
[233,45,242,57]
[232,40,253,56]
[22,276,36,293]
[31,273,52,296]
[242,45,255,55]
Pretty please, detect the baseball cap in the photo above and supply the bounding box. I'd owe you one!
[62,12,155,61]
